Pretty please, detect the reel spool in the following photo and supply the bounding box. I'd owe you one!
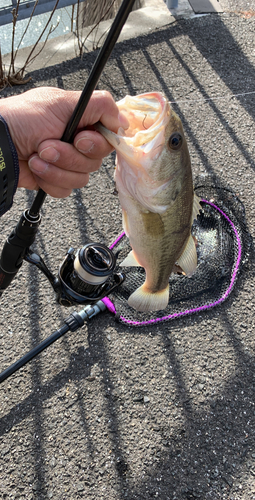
[70,244,116,295]
[57,243,124,306]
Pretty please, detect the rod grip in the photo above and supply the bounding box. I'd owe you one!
[0,210,41,293]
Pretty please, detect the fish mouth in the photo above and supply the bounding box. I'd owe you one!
[97,92,170,167]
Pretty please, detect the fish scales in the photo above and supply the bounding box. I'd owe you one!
[97,92,200,312]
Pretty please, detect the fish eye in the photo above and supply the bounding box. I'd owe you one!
[168,132,183,150]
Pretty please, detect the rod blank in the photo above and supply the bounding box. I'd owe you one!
[29,0,136,217]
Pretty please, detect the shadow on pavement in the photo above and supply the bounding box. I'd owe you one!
[1,12,255,500]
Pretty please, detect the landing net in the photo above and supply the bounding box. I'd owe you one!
[103,177,252,326]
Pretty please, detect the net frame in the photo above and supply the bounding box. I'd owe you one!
[101,180,251,327]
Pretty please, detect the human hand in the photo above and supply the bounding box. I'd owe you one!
[0,87,128,198]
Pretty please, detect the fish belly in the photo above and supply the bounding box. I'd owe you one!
[120,181,193,312]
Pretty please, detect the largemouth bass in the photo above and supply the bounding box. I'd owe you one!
[98,92,200,312]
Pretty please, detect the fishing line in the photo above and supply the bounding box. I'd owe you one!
[169,89,255,106]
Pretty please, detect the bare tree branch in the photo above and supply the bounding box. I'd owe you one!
[18,0,60,76]
[75,0,119,57]
[14,0,39,56]
[0,0,134,89]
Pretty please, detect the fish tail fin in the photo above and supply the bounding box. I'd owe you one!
[128,284,169,312]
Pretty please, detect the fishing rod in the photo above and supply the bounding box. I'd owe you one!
[0,0,250,385]
[0,0,137,383]
[0,300,108,384]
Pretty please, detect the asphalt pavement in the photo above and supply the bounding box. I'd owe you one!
[0,2,255,499]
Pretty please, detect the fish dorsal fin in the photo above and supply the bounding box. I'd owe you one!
[192,193,201,222]
[120,250,142,267]
[176,234,197,276]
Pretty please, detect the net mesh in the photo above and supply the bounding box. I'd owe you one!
[106,176,252,326]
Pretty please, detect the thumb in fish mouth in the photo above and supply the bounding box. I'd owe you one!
[95,121,127,149]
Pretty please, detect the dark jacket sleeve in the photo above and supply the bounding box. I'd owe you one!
[0,115,19,216]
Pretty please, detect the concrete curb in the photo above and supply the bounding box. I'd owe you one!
[2,0,175,73]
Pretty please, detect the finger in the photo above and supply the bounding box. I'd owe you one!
[28,155,90,190]
[18,159,73,197]
[65,90,129,132]
[74,130,114,159]
[34,177,73,198]
[37,133,110,173]
[18,160,39,191]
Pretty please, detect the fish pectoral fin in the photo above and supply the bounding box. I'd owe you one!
[122,210,129,237]
[192,193,201,222]
[176,233,197,277]
[172,264,185,275]
[128,284,169,312]
[120,250,142,267]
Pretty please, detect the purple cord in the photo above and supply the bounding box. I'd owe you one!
[104,200,242,326]
[109,231,125,250]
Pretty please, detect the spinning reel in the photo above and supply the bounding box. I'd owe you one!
[0,208,125,307]
[26,241,125,307]
[0,206,126,384]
